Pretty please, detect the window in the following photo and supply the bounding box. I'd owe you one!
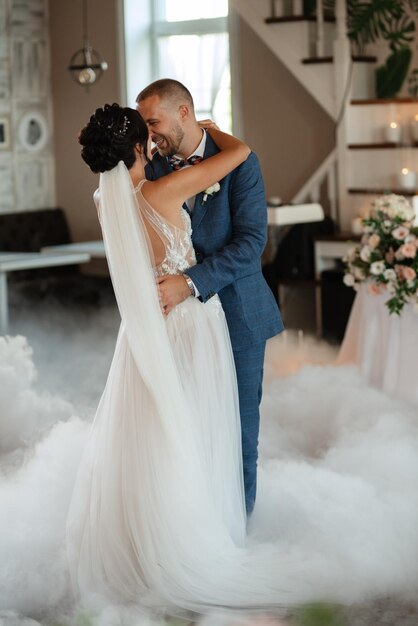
[151,0,231,131]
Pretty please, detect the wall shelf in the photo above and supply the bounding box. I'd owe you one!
[351,98,418,106]
[303,55,376,65]
[265,15,336,24]
[348,188,417,196]
[348,143,418,149]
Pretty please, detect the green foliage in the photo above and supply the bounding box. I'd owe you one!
[344,195,418,316]
[321,0,417,97]
[376,47,413,98]
[322,0,417,52]
[295,603,346,626]
[347,0,411,52]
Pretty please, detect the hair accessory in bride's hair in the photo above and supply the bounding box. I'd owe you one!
[118,115,130,136]
[98,115,130,137]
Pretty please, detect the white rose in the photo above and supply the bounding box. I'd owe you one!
[202,182,221,205]
[370,260,385,275]
[399,206,415,221]
[384,269,396,281]
[360,246,372,262]
[387,282,396,293]
[204,182,220,195]
[382,220,392,233]
[343,273,355,287]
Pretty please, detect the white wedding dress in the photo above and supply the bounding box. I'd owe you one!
[66,163,323,616]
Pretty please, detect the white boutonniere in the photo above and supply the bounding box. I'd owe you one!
[202,182,220,205]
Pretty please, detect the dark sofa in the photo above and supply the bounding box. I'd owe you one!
[0,208,112,304]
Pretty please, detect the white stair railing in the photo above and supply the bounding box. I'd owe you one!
[269,0,304,18]
[292,149,338,223]
[269,0,326,58]
[333,0,351,229]
[230,0,335,115]
[316,0,325,57]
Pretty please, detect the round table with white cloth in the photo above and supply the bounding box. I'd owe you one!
[338,284,418,404]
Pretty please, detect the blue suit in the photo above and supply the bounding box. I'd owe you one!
[146,134,284,513]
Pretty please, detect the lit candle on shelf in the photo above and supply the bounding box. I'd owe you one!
[384,121,401,143]
[398,167,416,190]
[412,115,418,143]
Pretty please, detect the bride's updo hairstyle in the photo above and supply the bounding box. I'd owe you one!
[79,103,150,173]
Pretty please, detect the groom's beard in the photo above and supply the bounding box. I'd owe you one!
[152,123,184,157]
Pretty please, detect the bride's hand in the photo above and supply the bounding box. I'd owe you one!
[198,119,220,131]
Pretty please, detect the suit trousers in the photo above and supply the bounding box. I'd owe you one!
[232,341,266,515]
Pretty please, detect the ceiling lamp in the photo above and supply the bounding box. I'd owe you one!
[68,0,108,87]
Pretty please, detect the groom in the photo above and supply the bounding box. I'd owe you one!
[137,79,283,514]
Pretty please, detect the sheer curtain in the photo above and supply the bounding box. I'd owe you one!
[156,33,230,130]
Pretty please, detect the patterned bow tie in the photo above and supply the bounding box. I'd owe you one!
[168,154,203,170]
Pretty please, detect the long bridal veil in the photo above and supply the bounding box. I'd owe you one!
[66,162,329,616]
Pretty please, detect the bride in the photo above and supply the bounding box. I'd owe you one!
[67,103,321,617]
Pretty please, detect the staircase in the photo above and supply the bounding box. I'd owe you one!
[230,0,418,231]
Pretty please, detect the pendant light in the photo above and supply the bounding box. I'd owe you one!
[68,0,108,87]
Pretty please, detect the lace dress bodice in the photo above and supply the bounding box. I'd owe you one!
[134,180,196,277]
[152,209,196,277]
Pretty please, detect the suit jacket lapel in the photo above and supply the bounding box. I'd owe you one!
[146,153,172,181]
[191,134,220,232]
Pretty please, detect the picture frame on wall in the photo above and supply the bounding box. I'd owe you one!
[18,110,48,153]
[0,116,10,150]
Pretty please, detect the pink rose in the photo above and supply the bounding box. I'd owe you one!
[402,266,416,281]
[368,234,381,249]
[392,226,410,240]
[400,243,417,258]
[368,283,383,296]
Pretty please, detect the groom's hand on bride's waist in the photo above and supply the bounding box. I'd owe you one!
[156,275,192,316]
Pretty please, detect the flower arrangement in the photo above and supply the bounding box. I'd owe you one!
[344,194,418,315]
[202,182,220,205]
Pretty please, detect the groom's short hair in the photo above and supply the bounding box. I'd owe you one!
[136,79,194,110]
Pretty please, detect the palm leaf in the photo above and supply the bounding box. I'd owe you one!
[347,0,403,51]
[376,47,412,97]
[380,14,416,51]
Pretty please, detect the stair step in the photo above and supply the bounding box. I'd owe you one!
[265,15,336,24]
[348,143,418,149]
[303,55,377,64]
[348,187,418,196]
[351,97,417,105]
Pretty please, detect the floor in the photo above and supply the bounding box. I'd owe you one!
[1,288,418,626]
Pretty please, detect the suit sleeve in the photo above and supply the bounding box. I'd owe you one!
[185,152,268,302]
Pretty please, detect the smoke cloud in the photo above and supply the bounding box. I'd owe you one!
[1,307,417,625]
